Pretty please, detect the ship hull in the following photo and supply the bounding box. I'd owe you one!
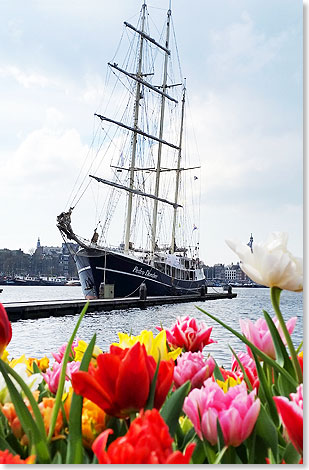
[74,247,206,299]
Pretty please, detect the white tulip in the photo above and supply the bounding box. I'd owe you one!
[226,232,303,292]
[0,363,43,403]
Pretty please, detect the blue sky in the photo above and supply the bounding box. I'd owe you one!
[0,0,303,265]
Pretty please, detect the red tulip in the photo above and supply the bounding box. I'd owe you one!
[71,342,174,418]
[0,449,35,464]
[0,303,12,356]
[273,384,303,455]
[92,409,195,464]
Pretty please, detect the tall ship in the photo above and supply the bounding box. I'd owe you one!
[57,2,206,299]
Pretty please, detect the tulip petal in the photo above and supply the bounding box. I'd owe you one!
[115,343,150,412]
[274,396,303,453]
[71,371,113,412]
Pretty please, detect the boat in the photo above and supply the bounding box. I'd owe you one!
[57,2,206,299]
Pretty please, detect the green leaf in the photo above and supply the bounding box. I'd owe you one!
[196,306,298,388]
[213,359,224,381]
[0,435,17,455]
[283,442,302,464]
[296,341,303,354]
[216,418,225,452]
[229,346,253,391]
[263,310,295,377]
[47,301,89,442]
[277,372,297,397]
[213,446,228,464]
[246,427,257,464]
[251,350,279,426]
[160,381,191,438]
[191,437,206,464]
[255,403,279,461]
[0,360,47,439]
[66,334,96,464]
[51,451,63,464]
[0,361,50,463]
[145,352,160,410]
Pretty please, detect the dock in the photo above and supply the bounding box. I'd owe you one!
[2,292,237,322]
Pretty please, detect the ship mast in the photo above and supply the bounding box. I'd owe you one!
[171,84,185,254]
[124,3,147,254]
[151,7,172,254]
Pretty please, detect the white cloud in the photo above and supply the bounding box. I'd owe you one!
[0,65,57,89]
[208,11,287,76]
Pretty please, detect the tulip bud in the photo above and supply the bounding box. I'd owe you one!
[0,304,12,357]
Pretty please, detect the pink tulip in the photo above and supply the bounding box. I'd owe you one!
[157,316,216,352]
[52,338,80,363]
[273,384,303,455]
[240,316,296,360]
[0,303,12,357]
[174,352,215,389]
[231,351,259,390]
[183,378,260,447]
[43,360,81,394]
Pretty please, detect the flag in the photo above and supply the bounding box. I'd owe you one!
[192,224,198,231]
[194,176,198,180]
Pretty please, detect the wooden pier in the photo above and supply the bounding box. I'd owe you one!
[2,292,237,322]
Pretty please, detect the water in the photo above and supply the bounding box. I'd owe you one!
[1,286,303,368]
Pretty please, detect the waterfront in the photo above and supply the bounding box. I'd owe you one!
[1,286,303,368]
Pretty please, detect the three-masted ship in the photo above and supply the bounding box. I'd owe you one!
[57,2,206,299]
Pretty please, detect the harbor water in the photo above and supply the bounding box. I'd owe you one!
[1,286,303,368]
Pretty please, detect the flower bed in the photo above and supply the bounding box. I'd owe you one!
[0,233,303,464]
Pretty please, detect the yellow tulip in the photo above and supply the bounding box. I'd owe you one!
[74,340,102,363]
[9,355,29,370]
[216,376,242,393]
[113,329,182,362]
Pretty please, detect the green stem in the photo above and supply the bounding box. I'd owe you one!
[265,363,273,388]
[270,287,302,384]
[47,302,89,442]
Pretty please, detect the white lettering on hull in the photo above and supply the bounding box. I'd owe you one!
[132,266,158,279]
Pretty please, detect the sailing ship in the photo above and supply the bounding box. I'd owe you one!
[57,2,206,299]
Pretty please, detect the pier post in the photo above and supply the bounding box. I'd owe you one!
[200,285,207,299]
[139,282,147,301]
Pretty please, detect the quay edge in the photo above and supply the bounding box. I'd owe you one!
[3,292,237,322]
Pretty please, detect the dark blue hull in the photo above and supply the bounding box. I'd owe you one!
[74,248,206,299]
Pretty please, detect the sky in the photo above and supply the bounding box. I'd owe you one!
[0,0,303,266]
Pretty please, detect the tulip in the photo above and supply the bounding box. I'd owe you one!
[0,304,12,357]
[0,363,43,404]
[92,409,195,464]
[0,450,35,464]
[71,342,174,418]
[157,315,216,352]
[231,351,259,390]
[183,378,260,447]
[42,360,80,394]
[52,338,80,363]
[273,384,303,455]
[113,329,182,362]
[226,232,302,292]
[38,397,64,437]
[63,387,106,448]
[174,352,215,389]
[74,339,102,363]
[240,316,296,360]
